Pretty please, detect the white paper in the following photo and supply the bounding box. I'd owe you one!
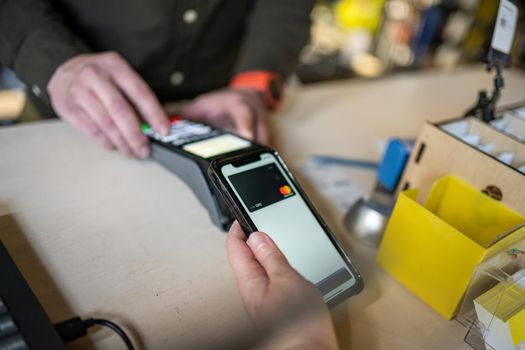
[440,120,470,136]
[513,107,525,120]
[497,151,514,165]
[478,143,495,155]
[491,0,518,54]
[300,158,364,214]
[490,114,511,130]
[512,269,525,290]
[460,133,481,146]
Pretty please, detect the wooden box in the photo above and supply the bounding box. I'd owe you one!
[398,104,525,214]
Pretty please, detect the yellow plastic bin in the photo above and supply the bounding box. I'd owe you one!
[377,175,525,319]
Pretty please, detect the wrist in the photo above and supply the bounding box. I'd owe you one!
[231,87,267,108]
[230,70,284,110]
[263,330,338,350]
[260,314,338,350]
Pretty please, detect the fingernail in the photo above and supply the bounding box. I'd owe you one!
[247,232,267,251]
[162,125,170,136]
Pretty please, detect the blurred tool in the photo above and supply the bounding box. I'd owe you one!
[312,155,378,169]
[344,138,413,246]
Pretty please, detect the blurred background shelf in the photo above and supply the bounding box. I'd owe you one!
[1,0,524,121]
[297,0,525,83]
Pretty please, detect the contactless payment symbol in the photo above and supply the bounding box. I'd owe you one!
[279,185,292,196]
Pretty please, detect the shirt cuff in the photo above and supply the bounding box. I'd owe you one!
[14,25,90,107]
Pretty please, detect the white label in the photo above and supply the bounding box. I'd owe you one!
[491,0,518,54]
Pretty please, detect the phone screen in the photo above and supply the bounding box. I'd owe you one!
[221,152,358,302]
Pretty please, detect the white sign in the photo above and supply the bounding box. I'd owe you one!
[491,0,518,55]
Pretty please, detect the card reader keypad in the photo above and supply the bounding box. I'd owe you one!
[142,116,220,146]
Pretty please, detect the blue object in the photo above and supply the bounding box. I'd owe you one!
[411,6,444,66]
[377,138,414,192]
[312,155,378,170]
[0,68,25,90]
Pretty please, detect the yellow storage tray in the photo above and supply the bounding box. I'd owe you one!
[377,175,525,319]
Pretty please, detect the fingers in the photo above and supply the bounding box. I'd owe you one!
[177,89,271,143]
[227,102,255,140]
[246,95,269,144]
[48,52,169,158]
[104,52,170,136]
[246,231,292,279]
[73,86,134,157]
[79,65,149,157]
[226,222,269,296]
[64,59,149,158]
[179,102,211,124]
[70,108,114,150]
[255,117,269,144]
[228,220,248,240]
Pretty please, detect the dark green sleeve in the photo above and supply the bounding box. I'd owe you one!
[234,0,315,78]
[0,0,90,106]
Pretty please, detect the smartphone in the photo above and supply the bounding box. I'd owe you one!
[209,148,363,306]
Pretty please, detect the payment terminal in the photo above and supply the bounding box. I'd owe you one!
[142,116,260,230]
[144,117,364,305]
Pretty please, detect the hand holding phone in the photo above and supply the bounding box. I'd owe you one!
[210,149,363,306]
[226,222,338,349]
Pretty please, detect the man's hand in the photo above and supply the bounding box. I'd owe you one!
[226,222,338,349]
[48,52,170,158]
[180,88,270,144]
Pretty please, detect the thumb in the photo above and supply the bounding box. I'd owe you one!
[227,103,255,140]
[178,103,207,123]
[247,232,292,278]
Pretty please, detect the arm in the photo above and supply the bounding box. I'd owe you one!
[0,0,170,157]
[0,0,89,106]
[234,0,315,78]
[180,1,314,145]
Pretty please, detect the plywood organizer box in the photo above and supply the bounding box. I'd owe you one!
[398,102,525,215]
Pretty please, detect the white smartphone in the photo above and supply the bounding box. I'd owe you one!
[209,149,363,306]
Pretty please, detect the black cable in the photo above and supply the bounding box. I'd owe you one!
[464,63,505,122]
[88,318,135,350]
[55,316,136,350]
